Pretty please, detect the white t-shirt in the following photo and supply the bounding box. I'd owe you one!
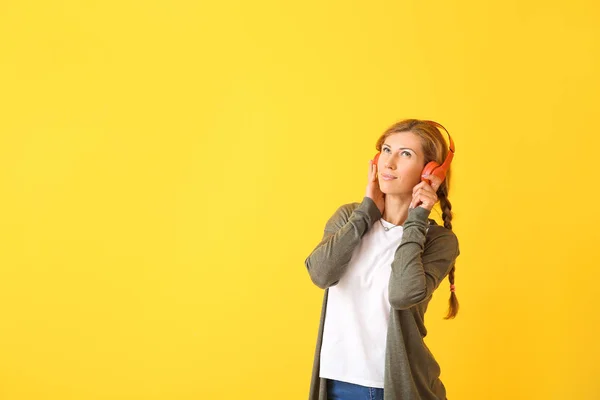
[319,217,404,388]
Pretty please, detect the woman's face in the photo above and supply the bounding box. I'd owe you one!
[377,131,426,195]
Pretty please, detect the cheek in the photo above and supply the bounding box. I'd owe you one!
[402,163,423,183]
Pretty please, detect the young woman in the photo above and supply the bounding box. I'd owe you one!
[304,119,460,400]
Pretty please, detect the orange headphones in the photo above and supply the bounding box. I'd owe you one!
[373,120,455,186]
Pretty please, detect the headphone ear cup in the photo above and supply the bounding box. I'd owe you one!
[422,161,439,180]
[423,161,450,186]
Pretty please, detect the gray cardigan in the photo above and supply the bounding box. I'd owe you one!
[305,196,460,400]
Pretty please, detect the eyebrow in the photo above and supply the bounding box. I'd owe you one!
[382,144,417,154]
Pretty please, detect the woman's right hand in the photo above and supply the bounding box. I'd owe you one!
[366,159,385,216]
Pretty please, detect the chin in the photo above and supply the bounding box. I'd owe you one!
[380,186,398,196]
[380,179,399,191]
[380,181,409,196]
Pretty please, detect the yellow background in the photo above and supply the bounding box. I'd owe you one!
[1,0,599,399]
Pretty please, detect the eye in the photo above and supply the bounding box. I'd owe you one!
[382,147,412,157]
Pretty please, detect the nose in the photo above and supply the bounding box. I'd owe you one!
[384,154,396,170]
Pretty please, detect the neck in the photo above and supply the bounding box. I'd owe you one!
[381,194,412,226]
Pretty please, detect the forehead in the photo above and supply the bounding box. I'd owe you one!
[383,131,423,149]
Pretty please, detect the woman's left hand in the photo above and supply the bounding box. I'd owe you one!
[409,174,443,211]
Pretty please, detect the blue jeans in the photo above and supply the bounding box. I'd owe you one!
[326,379,384,400]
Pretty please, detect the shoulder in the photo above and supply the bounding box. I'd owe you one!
[425,222,460,258]
[336,202,361,216]
[330,196,380,220]
[326,201,360,227]
[324,198,380,233]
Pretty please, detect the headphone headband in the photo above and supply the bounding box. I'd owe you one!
[421,120,455,154]
[421,120,455,173]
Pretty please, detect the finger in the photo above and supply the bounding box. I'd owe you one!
[416,185,436,197]
[417,188,437,200]
[422,174,442,191]
[420,181,439,197]
[413,181,426,194]
[418,195,437,208]
[411,191,425,208]
[422,194,437,206]
[412,191,437,208]
[413,197,430,209]
[414,187,434,198]
[419,177,434,189]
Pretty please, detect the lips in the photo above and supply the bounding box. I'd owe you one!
[381,173,397,180]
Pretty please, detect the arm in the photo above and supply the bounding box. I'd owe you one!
[388,206,460,310]
[304,196,382,289]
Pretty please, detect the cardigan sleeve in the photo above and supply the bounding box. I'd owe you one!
[388,206,460,310]
[304,196,382,289]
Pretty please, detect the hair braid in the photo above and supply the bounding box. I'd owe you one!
[438,184,459,319]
